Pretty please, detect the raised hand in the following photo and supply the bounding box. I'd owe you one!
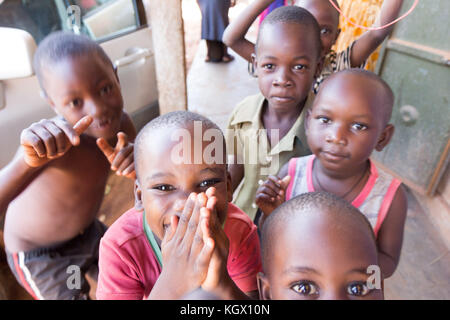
[20,116,93,168]
[255,175,291,217]
[149,193,215,300]
[201,187,231,294]
[96,132,135,179]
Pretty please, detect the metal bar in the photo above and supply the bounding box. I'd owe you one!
[386,38,450,66]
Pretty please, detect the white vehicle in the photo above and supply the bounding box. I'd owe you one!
[0,0,159,168]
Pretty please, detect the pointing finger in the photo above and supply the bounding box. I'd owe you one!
[96,138,115,159]
[73,116,93,137]
[115,132,128,151]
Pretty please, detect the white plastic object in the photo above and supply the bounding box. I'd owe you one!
[0,27,37,80]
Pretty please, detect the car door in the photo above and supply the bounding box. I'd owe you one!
[0,0,159,167]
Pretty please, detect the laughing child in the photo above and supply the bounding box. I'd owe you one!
[97,111,262,300]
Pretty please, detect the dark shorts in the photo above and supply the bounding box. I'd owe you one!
[6,219,107,300]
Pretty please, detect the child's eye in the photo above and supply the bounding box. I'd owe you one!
[69,99,82,108]
[352,123,368,131]
[347,282,370,296]
[153,185,175,192]
[318,116,331,124]
[291,281,319,296]
[320,28,330,35]
[199,179,220,188]
[263,64,274,70]
[293,64,307,71]
[100,85,113,96]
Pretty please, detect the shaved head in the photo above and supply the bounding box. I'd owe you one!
[318,69,395,125]
[134,111,225,181]
[261,191,376,274]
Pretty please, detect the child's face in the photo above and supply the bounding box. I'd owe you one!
[306,77,391,175]
[135,124,232,242]
[253,22,320,110]
[43,53,124,140]
[259,209,383,300]
[295,0,341,56]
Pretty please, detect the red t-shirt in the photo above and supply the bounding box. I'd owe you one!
[97,203,262,300]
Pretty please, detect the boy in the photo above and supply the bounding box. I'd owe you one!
[258,191,384,300]
[226,6,322,222]
[0,32,136,299]
[97,111,262,300]
[256,69,407,278]
[223,0,405,93]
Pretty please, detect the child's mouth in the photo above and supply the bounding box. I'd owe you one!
[322,151,348,162]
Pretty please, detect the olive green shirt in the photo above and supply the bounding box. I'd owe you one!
[226,93,313,221]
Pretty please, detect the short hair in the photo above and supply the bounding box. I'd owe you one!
[261,191,376,273]
[319,68,395,125]
[256,6,322,58]
[134,111,225,180]
[33,31,113,95]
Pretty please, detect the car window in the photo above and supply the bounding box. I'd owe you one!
[0,0,143,44]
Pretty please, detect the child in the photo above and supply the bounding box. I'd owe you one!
[258,191,384,300]
[226,6,322,222]
[96,111,262,300]
[0,32,136,299]
[256,69,407,278]
[223,0,405,93]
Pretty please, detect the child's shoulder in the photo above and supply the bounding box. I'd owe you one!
[228,93,265,127]
[102,208,145,248]
[225,202,257,234]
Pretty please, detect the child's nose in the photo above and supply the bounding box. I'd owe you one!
[326,125,347,145]
[85,98,107,118]
[272,68,292,88]
[320,289,348,300]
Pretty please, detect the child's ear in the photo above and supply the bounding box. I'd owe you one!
[250,53,258,77]
[315,55,325,79]
[335,28,341,43]
[113,65,121,84]
[304,108,312,135]
[226,171,233,203]
[257,272,271,300]
[134,180,144,211]
[375,124,395,152]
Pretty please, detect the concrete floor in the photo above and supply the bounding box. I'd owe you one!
[187,39,450,300]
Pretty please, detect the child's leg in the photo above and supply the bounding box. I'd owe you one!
[5,220,106,300]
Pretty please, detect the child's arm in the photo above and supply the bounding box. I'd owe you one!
[376,184,408,279]
[255,162,290,229]
[223,0,276,62]
[0,116,93,214]
[351,0,404,67]
[96,112,137,179]
[148,193,215,299]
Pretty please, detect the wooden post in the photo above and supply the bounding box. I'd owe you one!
[143,0,187,114]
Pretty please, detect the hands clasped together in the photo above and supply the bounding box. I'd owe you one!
[153,187,231,299]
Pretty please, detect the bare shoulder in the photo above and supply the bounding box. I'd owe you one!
[378,183,408,240]
[119,111,137,141]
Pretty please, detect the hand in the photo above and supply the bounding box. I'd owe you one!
[201,187,230,293]
[155,193,215,299]
[20,116,93,168]
[96,132,135,179]
[255,175,291,217]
